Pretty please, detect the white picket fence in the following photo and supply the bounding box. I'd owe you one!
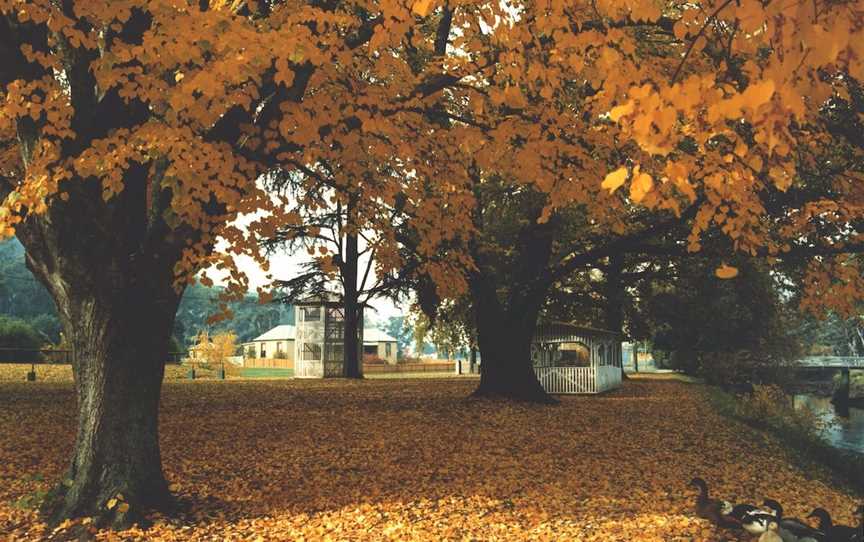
[535,365,622,394]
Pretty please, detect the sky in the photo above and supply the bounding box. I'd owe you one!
[209,178,410,326]
[230,246,408,325]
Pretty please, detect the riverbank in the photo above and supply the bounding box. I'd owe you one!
[1,378,860,540]
[708,386,864,494]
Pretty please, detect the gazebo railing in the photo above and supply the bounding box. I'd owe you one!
[535,365,621,394]
[536,366,596,394]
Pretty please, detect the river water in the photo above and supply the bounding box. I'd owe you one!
[793,394,864,454]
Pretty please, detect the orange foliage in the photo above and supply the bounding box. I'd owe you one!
[1,1,862,310]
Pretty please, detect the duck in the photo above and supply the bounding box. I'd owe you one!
[729,503,762,520]
[732,503,776,535]
[743,511,781,536]
[762,499,825,542]
[760,520,786,542]
[807,508,860,542]
[688,477,740,529]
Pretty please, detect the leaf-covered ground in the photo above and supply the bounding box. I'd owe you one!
[0,371,860,541]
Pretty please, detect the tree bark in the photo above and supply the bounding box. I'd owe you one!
[39,284,179,528]
[342,227,362,378]
[603,255,628,379]
[602,255,625,338]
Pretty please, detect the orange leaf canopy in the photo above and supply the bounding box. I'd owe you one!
[0,0,862,311]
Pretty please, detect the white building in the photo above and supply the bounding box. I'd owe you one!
[241,324,398,368]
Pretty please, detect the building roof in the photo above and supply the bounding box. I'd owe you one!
[294,292,342,306]
[250,325,296,342]
[365,328,397,343]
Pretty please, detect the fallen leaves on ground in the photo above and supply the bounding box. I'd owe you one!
[0,375,859,541]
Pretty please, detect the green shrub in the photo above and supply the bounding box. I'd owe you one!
[733,385,831,439]
[0,316,44,363]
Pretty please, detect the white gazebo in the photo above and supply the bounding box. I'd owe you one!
[293,295,363,378]
[531,321,622,394]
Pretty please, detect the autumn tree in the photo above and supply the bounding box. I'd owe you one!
[391,0,864,402]
[265,165,421,378]
[0,1,287,525]
[192,329,238,374]
[0,0,470,526]
[259,0,476,378]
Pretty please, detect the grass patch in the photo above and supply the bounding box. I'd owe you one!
[239,367,294,378]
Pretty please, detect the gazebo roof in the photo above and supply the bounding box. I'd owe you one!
[534,320,619,344]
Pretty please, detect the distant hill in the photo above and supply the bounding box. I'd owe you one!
[0,239,293,349]
[0,238,61,342]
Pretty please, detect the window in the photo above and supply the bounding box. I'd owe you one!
[260,343,267,358]
[302,307,321,321]
[302,343,322,360]
[558,342,590,366]
[276,342,283,354]
[327,344,344,362]
[327,322,345,339]
[385,343,392,357]
[327,307,345,321]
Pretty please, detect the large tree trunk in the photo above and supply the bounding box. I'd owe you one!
[465,187,559,403]
[39,282,180,528]
[470,278,553,403]
[342,229,362,378]
[14,166,189,528]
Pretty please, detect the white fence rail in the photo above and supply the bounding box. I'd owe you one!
[535,365,622,394]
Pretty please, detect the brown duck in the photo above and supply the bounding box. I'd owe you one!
[688,477,740,529]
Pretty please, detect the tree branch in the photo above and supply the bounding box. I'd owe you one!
[434,3,453,57]
[358,247,376,293]
[671,0,734,84]
[550,207,698,284]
